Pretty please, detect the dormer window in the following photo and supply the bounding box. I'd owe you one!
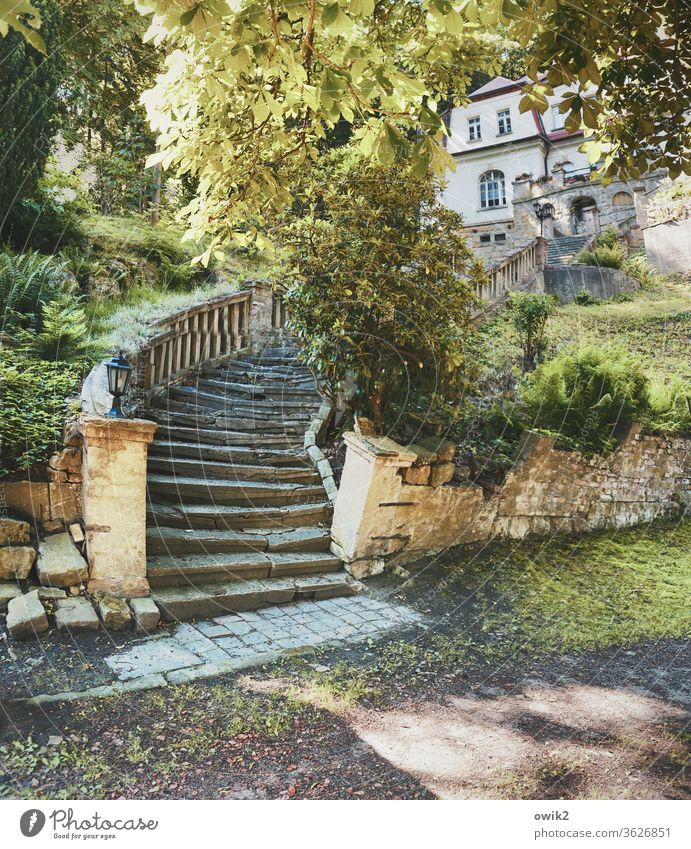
[497,109,512,135]
[468,116,481,141]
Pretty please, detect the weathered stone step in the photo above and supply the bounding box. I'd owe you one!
[191,377,320,400]
[146,525,331,556]
[168,386,319,413]
[147,455,320,485]
[152,572,360,620]
[148,408,307,433]
[147,548,340,588]
[147,474,326,506]
[149,439,307,466]
[146,500,332,531]
[155,426,303,448]
[147,527,271,555]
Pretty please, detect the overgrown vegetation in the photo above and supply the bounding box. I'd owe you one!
[507,292,558,372]
[647,176,691,225]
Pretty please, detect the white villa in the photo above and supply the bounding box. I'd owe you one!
[441,76,661,259]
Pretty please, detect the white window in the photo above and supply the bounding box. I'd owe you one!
[551,105,566,130]
[468,116,481,141]
[497,109,512,135]
[479,170,506,209]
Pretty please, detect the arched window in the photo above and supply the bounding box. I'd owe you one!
[612,191,633,207]
[479,170,506,209]
[562,161,576,174]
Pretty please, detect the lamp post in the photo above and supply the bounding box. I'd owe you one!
[105,352,132,419]
[533,201,554,237]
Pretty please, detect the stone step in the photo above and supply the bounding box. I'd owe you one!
[152,571,359,621]
[168,386,319,413]
[147,527,270,555]
[149,439,308,466]
[147,549,341,587]
[146,525,331,556]
[154,426,303,448]
[152,393,315,420]
[147,474,326,506]
[147,455,320,485]
[191,377,319,400]
[148,408,307,433]
[146,500,332,531]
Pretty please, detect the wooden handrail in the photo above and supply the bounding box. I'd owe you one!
[141,288,253,392]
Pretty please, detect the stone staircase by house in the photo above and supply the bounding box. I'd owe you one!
[546,235,591,265]
[142,345,359,621]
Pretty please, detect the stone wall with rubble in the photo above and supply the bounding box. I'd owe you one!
[331,425,690,576]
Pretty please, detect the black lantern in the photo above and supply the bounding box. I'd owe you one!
[533,201,554,237]
[105,352,132,419]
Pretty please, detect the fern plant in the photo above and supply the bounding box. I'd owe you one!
[0,251,72,335]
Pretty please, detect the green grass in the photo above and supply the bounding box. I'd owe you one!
[286,520,691,705]
[549,284,691,380]
[452,518,691,655]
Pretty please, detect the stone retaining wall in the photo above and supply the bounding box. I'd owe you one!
[331,426,690,577]
[643,218,691,275]
[543,265,639,304]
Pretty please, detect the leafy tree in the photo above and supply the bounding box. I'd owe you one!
[0,0,45,51]
[56,0,162,153]
[278,156,486,433]
[0,0,63,226]
[508,292,557,372]
[125,0,689,255]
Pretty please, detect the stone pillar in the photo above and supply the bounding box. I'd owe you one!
[80,415,157,597]
[633,185,649,229]
[248,279,275,354]
[330,433,416,578]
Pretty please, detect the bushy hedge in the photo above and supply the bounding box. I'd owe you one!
[521,345,690,454]
[0,350,83,477]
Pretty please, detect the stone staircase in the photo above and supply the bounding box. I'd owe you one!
[142,345,359,621]
[546,235,591,265]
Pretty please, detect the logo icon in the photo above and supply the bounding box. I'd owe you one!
[20,810,46,837]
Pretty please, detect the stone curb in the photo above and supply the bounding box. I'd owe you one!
[304,397,338,502]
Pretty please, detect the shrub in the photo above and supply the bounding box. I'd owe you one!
[574,289,600,306]
[520,346,652,455]
[22,293,102,363]
[0,349,83,477]
[521,345,691,454]
[508,292,558,372]
[279,155,485,433]
[594,225,622,249]
[575,243,626,268]
[647,176,691,225]
[622,250,663,289]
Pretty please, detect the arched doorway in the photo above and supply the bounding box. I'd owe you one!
[571,196,600,235]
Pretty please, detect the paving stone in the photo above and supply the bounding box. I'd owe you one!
[130,597,160,634]
[55,597,100,632]
[213,636,248,655]
[0,582,22,612]
[37,586,67,601]
[0,518,30,545]
[6,590,48,640]
[196,621,231,638]
[105,639,205,681]
[0,545,36,580]
[37,533,88,588]
[96,595,131,631]
[212,617,254,636]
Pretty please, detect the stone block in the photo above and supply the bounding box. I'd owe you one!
[130,597,160,633]
[55,597,100,631]
[96,594,132,631]
[7,590,49,640]
[418,437,456,462]
[37,586,67,601]
[48,447,82,473]
[0,518,30,545]
[403,464,431,486]
[404,443,438,464]
[317,458,333,479]
[37,533,88,588]
[0,545,36,580]
[428,461,455,487]
[322,475,338,501]
[0,480,50,524]
[0,582,22,612]
[307,445,324,464]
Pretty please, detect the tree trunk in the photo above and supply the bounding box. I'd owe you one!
[150,162,161,225]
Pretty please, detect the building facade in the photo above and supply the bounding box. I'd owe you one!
[440,76,659,261]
